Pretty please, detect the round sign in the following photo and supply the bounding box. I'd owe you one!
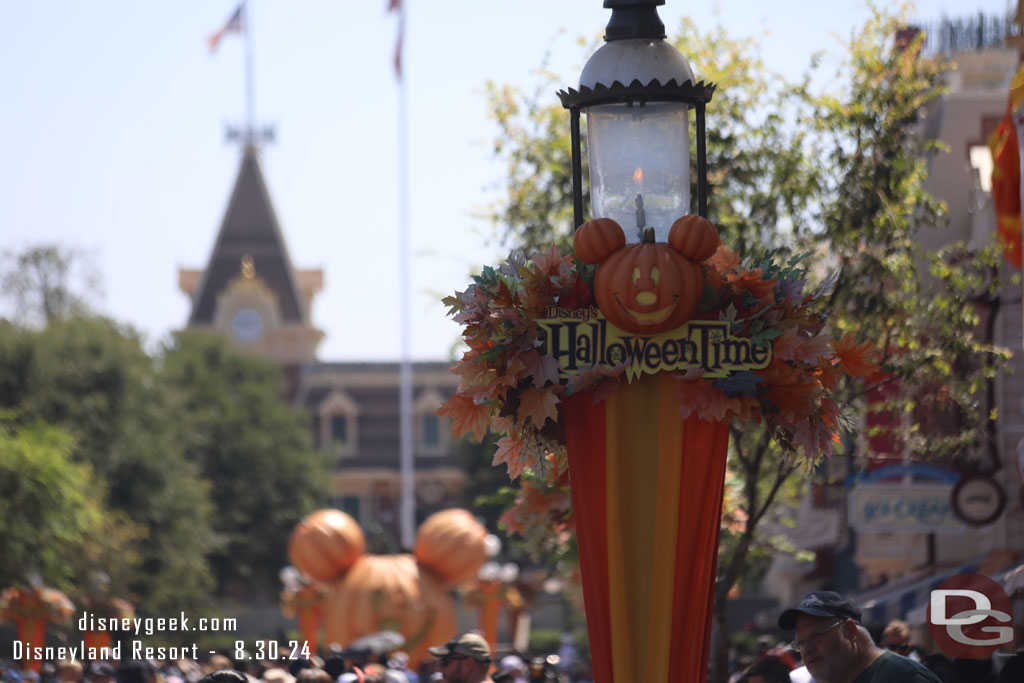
[951,474,1005,527]
[927,573,1014,660]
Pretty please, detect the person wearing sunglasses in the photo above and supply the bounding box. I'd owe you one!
[878,621,918,662]
[426,632,494,683]
[778,592,940,683]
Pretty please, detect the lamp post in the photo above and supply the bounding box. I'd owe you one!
[557,3,725,682]
[558,0,715,239]
[472,535,519,653]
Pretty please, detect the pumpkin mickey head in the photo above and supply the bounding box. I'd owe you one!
[288,508,490,667]
[574,215,720,335]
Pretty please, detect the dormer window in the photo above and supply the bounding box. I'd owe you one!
[318,389,359,457]
[330,414,348,448]
[413,389,449,455]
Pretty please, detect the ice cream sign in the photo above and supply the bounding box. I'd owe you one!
[848,483,963,534]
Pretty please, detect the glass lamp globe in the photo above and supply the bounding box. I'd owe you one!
[579,39,696,244]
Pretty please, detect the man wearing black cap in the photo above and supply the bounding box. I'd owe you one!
[778,592,940,683]
[427,632,493,683]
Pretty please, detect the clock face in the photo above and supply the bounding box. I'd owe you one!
[231,307,265,343]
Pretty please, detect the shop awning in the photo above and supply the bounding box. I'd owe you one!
[852,561,980,627]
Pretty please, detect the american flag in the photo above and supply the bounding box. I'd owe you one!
[207,3,245,54]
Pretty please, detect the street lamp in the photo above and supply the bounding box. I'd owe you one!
[473,536,520,652]
[558,0,715,242]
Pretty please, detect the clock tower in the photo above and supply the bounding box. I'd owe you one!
[179,144,324,396]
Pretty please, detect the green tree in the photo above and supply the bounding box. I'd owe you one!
[0,316,218,612]
[0,245,101,327]
[0,419,142,593]
[479,7,1008,683]
[160,332,331,595]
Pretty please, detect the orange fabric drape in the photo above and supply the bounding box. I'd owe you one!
[15,617,47,672]
[990,95,1023,268]
[478,584,501,654]
[563,373,730,683]
[83,630,113,651]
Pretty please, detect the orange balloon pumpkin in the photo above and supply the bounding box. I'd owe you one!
[574,217,626,264]
[412,509,488,586]
[594,233,705,334]
[323,554,454,668]
[288,509,366,582]
[669,215,720,262]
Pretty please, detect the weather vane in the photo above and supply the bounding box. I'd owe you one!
[208,1,276,148]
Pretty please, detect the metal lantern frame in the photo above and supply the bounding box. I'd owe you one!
[557,77,717,230]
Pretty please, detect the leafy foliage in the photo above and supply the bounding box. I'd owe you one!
[160,332,332,594]
[0,420,141,594]
[0,246,333,610]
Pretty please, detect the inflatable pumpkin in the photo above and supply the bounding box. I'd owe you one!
[413,508,489,586]
[290,508,489,667]
[324,554,455,665]
[288,509,366,582]
[574,216,720,335]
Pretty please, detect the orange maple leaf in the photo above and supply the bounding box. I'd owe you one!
[817,356,842,392]
[493,434,526,479]
[833,332,880,377]
[674,378,743,422]
[517,387,560,428]
[436,394,490,441]
[761,362,819,420]
[707,243,741,272]
[772,327,802,362]
[732,270,775,303]
[795,333,835,365]
[533,244,566,276]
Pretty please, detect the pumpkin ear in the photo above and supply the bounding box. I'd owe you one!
[574,218,626,264]
[413,508,489,586]
[668,215,720,262]
[288,509,366,582]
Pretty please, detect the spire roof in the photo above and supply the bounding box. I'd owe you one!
[188,145,305,325]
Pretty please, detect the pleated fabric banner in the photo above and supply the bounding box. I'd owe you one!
[563,373,731,683]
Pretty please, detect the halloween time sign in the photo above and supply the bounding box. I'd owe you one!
[537,306,772,381]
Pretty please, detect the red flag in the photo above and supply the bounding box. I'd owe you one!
[989,97,1022,269]
[388,0,403,80]
[207,3,245,54]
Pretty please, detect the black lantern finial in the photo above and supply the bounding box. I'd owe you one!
[558,1,716,235]
[603,0,666,41]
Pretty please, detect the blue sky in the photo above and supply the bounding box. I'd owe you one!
[0,0,1012,360]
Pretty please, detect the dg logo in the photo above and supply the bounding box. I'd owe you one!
[927,573,1014,660]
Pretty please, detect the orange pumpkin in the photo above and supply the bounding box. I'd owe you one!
[323,554,455,668]
[594,232,704,334]
[412,509,488,586]
[288,509,366,582]
[574,217,626,264]
[668,215,720,262]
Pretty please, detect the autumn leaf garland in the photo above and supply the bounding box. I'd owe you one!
[440,242,878,481]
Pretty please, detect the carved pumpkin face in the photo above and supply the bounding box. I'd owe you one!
[324,554,454,669]
[595,240,704,334]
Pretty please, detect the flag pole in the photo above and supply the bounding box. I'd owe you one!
[244,0,255,140]
[395,0,416,550]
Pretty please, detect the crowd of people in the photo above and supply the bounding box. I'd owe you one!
[0,632,585,683]
[3,590,1023,683]
[730,591,1024,683]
